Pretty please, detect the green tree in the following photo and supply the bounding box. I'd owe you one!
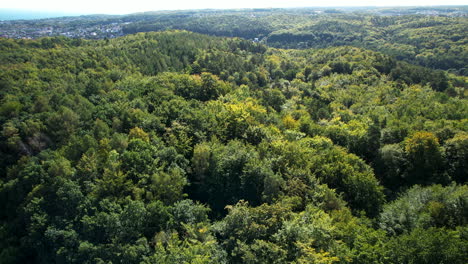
[404,131,446,185]
[444,132,468,183]
[385,227,468,264]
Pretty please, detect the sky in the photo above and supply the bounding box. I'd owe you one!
[1,0,467,15]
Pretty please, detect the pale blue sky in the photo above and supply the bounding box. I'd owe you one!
[2,0,466,15]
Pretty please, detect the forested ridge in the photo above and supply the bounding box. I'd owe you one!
[0,30,467,263]
[3,8,467,75]
[123,11,468,75]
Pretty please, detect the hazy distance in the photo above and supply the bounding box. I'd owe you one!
[1,0,467,18]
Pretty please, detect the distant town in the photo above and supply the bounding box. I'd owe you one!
[0,16,126,39]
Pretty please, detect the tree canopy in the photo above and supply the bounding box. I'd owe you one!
[0,27,466,263]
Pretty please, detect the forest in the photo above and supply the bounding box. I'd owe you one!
[122,9,468,75]
[2,7,467,75]
[0,12,467,264]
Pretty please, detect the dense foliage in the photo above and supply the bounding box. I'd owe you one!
[122,11,468,75]
[0,29,467,263]
[2,7,467,75]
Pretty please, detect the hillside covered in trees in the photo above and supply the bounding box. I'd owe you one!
[122,9,468,75]
[2,7,468,75]
[0,26,467,263]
